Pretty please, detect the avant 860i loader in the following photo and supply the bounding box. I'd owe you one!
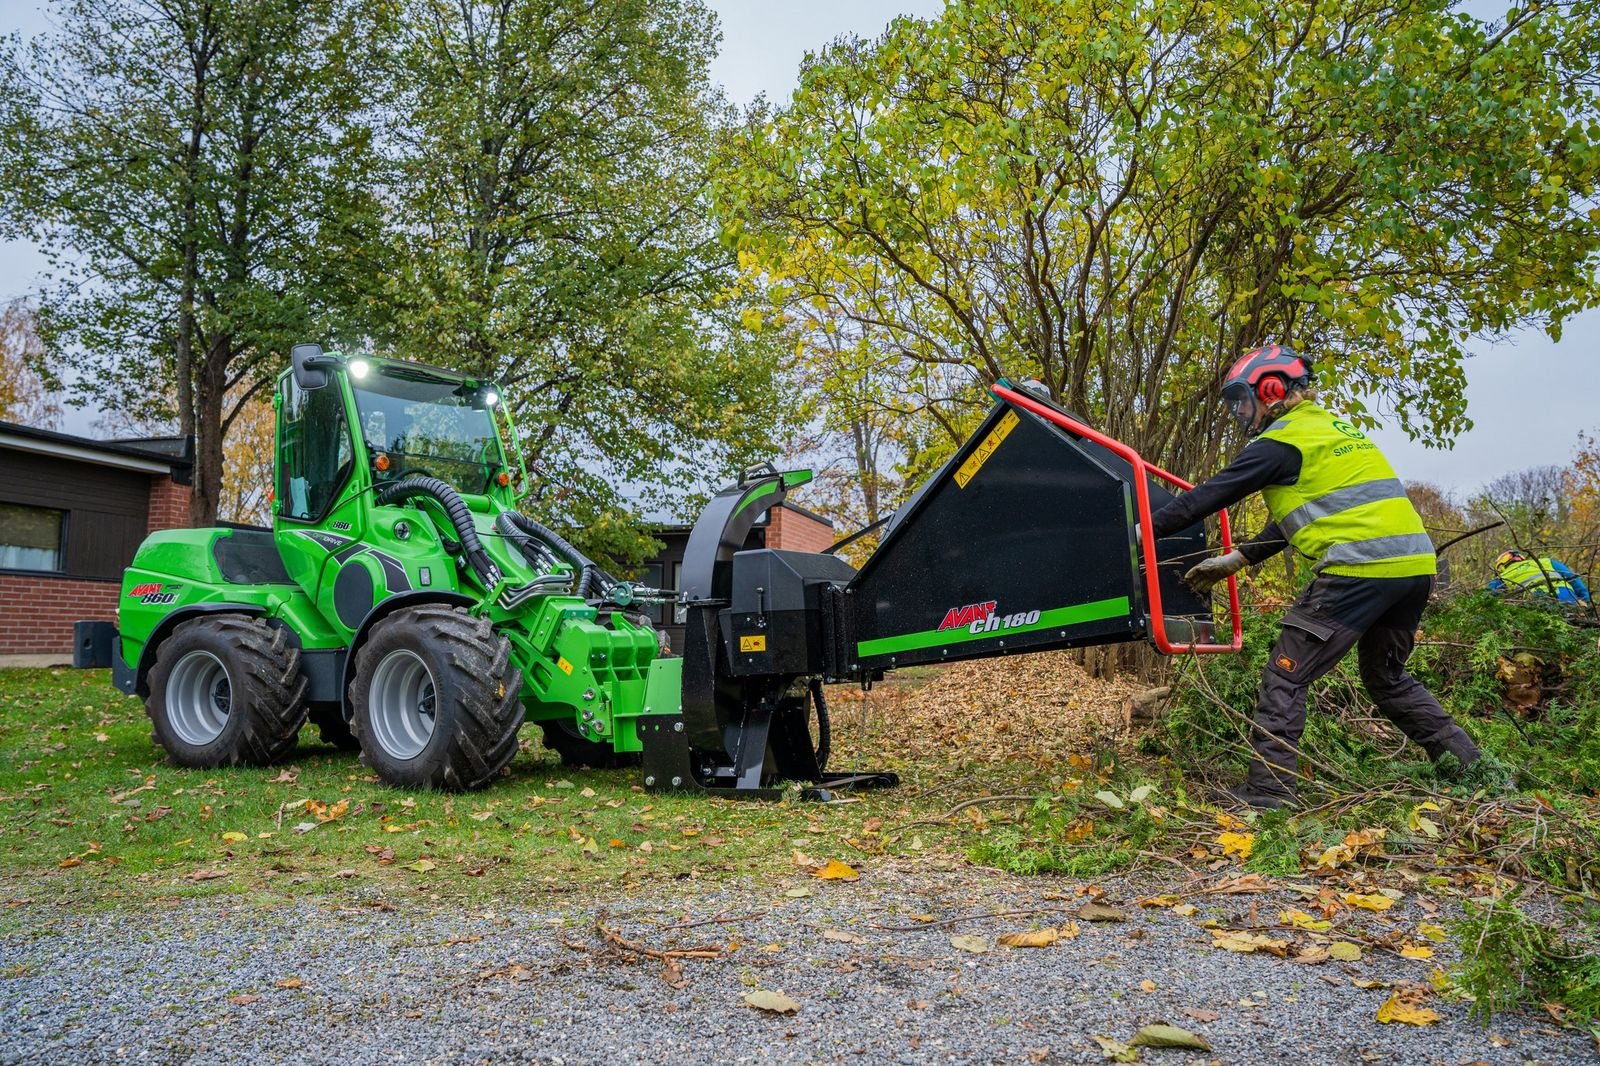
[114,345,1241,796]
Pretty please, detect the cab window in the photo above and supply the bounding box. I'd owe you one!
[277,377,353,521]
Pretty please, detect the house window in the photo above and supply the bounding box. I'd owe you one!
[0,502,64,571]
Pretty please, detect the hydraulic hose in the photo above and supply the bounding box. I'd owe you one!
[809,678,831,773]
[496,511,612,600]
[375,477,503,591]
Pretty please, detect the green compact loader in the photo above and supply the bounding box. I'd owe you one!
[114,346,1240,796]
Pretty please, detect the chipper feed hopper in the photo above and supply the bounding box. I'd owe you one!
[114,347,1241,796]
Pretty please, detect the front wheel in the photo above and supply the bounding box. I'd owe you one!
[349,605,524,790]
[145,615,308,767]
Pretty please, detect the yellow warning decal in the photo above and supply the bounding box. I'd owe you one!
[557,656,574,675]
[740,635,767,653]
[954,410,1019,488]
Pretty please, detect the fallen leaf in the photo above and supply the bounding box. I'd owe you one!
[743,990,800,1014]
[1131,1024,1211,1051]
[950,934,991,954]
[1329,942,1363,962]
[332,868,357,879]
[791,849,817,869]
[1094,790,1125,810]
[1376,992,1440,1026]
[1211,931,1289,956]
[1181,1008,1220,1023]
[1201,874,1273,895]
[227,994,260,1006]
[58,858,80,869]
[1172,904,1198,918]
[813,860,859,881]
[220,831,247,844]
[1139,978,1157,993]
[1343,892,1394,912]
[1092,1035,1138,1062]
[405,859,437,873]
[1078,902,1126,922]
[1139,895,1180,908]
[1400,945,1434,960]
[1281,908,1332,932]
[579,787,597,798]
[186,868,227,881]
[998,928,1062,948]
[275,977,304,990]
[1417,922,1447,942]
[783,886,812,898]
[1217,831,1255,860]
[822,929,868,945]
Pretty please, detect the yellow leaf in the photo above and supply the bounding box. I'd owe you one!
[1329,941,1363,962]
[1218,831,1255,860]
[404,859,436,873]
[813,859,859,881]
[1211,931,1289,956]
[1313,843,1355,869]
[1418,923,1447,942]
[1172,903,1198,918]
[221,831,247,843]
[1281,908,1332,932]
[1343,893,1394,912]
[950,934,990,954]
[1140,895,1181,908]
[275,977,304,989]
[1376,993,1440,1026]
[1215,812,1246,830]
[998,927,1061,948]
[1400,945,1434,959]
[743,989,799,1014]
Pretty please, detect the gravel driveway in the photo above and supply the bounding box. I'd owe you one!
[2,864,1594,1065]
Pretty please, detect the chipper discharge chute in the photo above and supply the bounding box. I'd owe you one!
[112,342,1239,797]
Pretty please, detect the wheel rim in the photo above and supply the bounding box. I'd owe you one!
[367,649,437,761]
[165,650,232,746]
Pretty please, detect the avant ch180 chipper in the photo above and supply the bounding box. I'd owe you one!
[114,345,1241,795]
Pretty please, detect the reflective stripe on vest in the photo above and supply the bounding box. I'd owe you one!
[1258,403,1436,579]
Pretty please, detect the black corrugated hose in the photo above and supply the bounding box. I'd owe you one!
[495,511,614,600]
[809,678,831,772]
[374,477,502,590]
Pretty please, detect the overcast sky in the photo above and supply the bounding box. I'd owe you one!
[2,0,1594,496]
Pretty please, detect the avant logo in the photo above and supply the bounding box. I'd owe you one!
[1331,420,1367,440]
[936,600,1042,635]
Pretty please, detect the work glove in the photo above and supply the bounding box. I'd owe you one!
[1184,550,1246,596]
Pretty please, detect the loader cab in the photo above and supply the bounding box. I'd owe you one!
[271,347,523,634]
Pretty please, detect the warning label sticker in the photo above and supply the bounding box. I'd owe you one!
[739,635,767,653]
[954,410,1019,488]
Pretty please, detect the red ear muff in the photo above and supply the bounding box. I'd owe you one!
[1257,376,1286,404]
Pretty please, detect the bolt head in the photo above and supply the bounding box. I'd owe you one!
[644,775,656,787]
[673,721,684,733]
[670,776,682,787]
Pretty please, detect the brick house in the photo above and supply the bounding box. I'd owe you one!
[0,421,192,665]
[640,501,835,653]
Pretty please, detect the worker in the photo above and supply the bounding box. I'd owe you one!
[1150,344,1485,810]
[1488,550,1592,605]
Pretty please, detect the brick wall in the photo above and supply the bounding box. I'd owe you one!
[0,572,119,658]
[767,505,835,554]
[147,475,191,532]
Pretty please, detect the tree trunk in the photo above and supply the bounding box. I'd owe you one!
[189,340,230,526]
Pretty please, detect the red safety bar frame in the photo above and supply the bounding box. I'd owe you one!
[990,383,1243,654]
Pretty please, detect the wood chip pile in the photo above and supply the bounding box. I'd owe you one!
[825,650,1147,774]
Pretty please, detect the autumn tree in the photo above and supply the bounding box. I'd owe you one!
[0,300,62,429]
[375,0,794,565]
[716,0,1600,483]
[0,0,386,525]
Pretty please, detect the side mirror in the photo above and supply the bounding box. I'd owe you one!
[291,342,334,391]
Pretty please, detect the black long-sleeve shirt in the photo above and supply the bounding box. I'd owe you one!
[1150,438,1301,564]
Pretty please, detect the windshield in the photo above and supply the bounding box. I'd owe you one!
[352,365,503,495]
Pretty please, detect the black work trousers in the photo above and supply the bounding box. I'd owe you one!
[1247,573,1479,798]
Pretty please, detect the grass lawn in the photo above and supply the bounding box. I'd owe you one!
[0,666,993,910]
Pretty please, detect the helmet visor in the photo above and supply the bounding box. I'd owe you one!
[1223,388,1259,435]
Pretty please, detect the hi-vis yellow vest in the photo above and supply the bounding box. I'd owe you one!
[1498,557,1577,597]
[1258,404,1436,579]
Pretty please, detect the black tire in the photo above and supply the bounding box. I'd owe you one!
[349,605,524,790]
[307,706,362,751]
[539,721,642,770]
[145,615,308,767]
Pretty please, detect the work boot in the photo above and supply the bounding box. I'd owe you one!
[1224,784,1295,811]
[1425,725,1482,772]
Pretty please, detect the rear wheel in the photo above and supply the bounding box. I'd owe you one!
[145,615,308,767]
[539,721,642,769]
[349,605,524,790]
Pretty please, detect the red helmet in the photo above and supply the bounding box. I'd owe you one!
[1220,344,1314,435]
[1494,549,1528,571]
